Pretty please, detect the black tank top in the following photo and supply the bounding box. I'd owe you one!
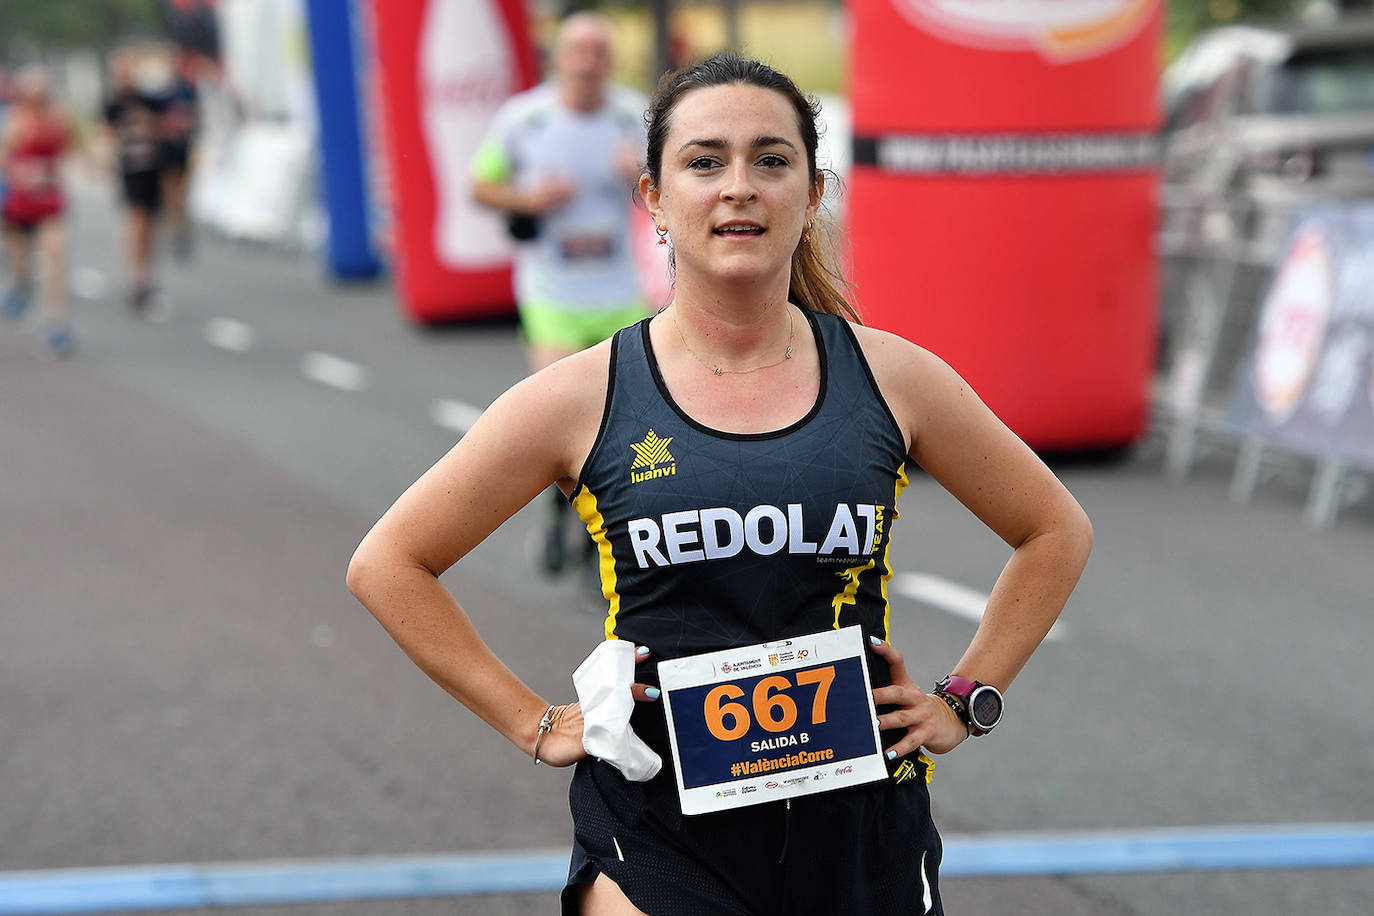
[572,307,910,664]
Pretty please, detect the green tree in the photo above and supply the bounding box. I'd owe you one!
[0,0,163,58]
[1167,0,1302,58]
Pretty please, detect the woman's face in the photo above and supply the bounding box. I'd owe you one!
[644,84,821,291]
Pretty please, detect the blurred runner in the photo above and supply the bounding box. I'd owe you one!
[159,51,199,261]
[102,51,165,316]
[471,12,650,580]
[0,64,11,239]
[1,67,73,357]
[0,64,11,283]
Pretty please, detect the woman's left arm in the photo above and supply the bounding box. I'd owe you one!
[857,326,1093,751]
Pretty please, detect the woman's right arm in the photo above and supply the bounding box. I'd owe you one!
[345,348,607,765]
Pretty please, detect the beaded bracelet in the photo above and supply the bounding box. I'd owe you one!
[933,690,972,738]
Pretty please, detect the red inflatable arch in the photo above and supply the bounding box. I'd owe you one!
[848,0,1162,449]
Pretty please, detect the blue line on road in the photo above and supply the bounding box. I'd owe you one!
[0,849,570,914]
[2,825,1373,913]
[940,823,1374,876]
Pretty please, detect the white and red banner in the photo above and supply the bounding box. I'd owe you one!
[368,0,538,322]
[1228,205,1374,468]
[188,0,321,248]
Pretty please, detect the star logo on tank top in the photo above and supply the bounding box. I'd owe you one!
[629,429,677,484]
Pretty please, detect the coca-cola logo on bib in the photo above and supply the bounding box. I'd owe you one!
[1254,222,1333,423]
[891,0,1155,61]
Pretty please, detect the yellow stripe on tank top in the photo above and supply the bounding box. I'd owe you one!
[572,486,621,641]
[830,559,876,630]
[875,463,932,782]
[880,462,910,642]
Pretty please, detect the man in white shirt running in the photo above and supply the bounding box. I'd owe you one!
[471,11,651,577]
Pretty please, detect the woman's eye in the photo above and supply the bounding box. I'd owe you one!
[757,154,789,168]
[687,157,720,170]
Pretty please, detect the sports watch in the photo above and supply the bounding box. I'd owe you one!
[935,675,1004,737]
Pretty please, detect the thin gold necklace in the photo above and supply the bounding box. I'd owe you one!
[672,307,795,377]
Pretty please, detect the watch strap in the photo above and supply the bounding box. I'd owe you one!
[938,675,978,699]
[936,675,1000,737]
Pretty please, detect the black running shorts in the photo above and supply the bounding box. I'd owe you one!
[120,169,162,213]
[561,752,944,915]
[162,141,191,173]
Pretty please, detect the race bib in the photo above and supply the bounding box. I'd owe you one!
[558,232,615,261]
[658,626,888,815]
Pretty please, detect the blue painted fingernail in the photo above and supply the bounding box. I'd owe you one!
[645,687,661,699]
[636,645,650,656]
[870,636,882,646]
[886,750,897,761]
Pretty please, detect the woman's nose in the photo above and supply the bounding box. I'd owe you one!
[720,161,758,203]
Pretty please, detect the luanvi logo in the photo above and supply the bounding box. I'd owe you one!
[893,758,920,785]
[629,429,677,484]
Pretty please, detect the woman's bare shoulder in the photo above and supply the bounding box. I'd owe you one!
[846,321,978,444]
[848,322,955,390]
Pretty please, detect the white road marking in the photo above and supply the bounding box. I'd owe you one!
[69,267,108,301]
[429,398,485,434]
[893,572,1068,641]
[203,318,257,353]
[300,351,370,392]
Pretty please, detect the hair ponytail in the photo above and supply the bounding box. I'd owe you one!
[789,211,860,324]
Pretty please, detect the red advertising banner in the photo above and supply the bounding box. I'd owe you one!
[367,0,539,322]
[848,0,1162,449]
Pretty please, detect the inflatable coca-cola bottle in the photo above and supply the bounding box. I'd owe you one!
[368,0,537,321]
[420,0,517,269]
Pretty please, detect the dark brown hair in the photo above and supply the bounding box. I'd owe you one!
[644,53,860,323]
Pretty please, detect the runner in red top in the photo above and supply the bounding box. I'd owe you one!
[1,67,72,357]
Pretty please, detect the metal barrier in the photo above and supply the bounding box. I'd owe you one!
[3,824,1374,913]
[1155,184,1371,526]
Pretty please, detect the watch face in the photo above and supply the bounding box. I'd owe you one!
[969,687,1003,730]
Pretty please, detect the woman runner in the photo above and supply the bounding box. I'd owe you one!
[1,67,73,357]
[348,54,1092,915]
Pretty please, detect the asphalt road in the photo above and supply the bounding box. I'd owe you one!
[2,186,1372,915]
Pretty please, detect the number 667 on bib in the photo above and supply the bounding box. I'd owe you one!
[658,626,889,815]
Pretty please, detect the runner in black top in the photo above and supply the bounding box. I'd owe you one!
[349,54,1093,915]
[102,52,165,313]
[562,307,942,914]
[158,53,199,260]
[575,307,910,656]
